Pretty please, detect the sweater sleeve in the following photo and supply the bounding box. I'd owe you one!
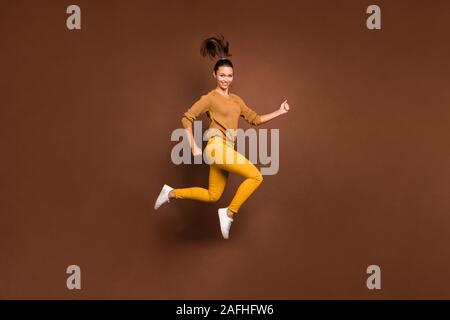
[238,96,262,126]
[181,94,210,129]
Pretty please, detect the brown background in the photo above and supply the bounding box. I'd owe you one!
[1,0,449,299]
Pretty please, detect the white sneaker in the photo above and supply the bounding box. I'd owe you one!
[154,184,174,210]
[218,208,234,239]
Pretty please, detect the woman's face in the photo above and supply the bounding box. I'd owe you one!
[213,66,234,91]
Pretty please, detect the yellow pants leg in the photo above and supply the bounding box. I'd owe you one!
[174,163,228,202]
[209,139,263,214]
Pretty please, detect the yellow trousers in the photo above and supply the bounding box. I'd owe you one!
[174,136,263,214]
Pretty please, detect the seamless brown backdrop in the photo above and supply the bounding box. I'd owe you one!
[1,0,449,299]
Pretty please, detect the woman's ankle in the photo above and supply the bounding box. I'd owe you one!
[169,190,176,199]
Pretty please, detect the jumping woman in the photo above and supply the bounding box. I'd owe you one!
[154,35,290,239]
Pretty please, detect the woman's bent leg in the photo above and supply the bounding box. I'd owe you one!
[174,164,228,202]
[212,141,263,214]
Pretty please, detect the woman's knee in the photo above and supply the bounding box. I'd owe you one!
[253,172,263,185]
[208,190,223,202]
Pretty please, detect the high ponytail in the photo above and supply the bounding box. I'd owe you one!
[200,34,234,73]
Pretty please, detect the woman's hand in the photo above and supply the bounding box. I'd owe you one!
[192,144,202,156]
[259,99,290,124]
[279,99,290,114]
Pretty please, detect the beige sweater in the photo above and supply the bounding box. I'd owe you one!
[181,89,262,142]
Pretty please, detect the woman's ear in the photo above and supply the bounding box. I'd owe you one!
[212,71,216,79]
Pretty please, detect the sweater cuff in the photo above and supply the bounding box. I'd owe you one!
[181,116,193,129]
[254,115,262,126]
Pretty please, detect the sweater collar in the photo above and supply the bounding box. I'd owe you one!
[211,89,232,100]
